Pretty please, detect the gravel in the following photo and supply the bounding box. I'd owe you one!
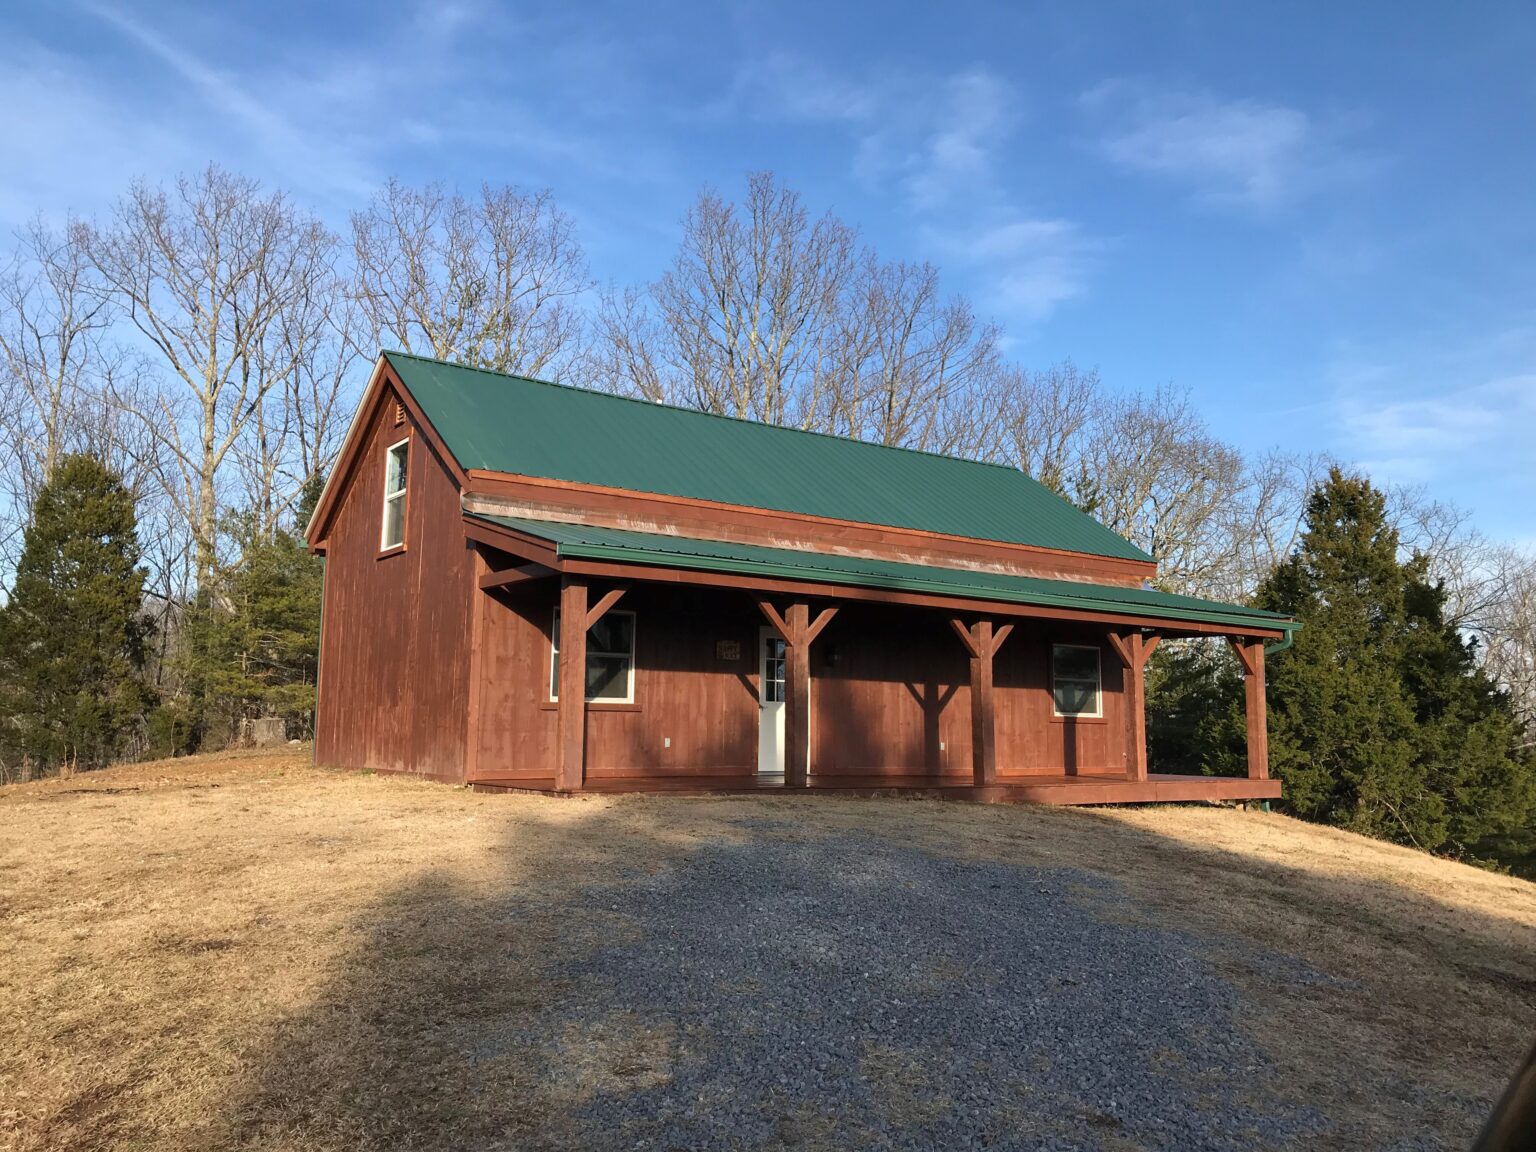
[475,819,1347,1150]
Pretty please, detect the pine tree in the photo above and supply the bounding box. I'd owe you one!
[0,454,150,773]
[179,516,323,745]
[1254,468,1534,851]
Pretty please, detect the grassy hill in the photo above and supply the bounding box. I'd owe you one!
[3,750,1534,1150]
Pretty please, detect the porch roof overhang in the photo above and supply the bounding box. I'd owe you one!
[464,512,1299,642]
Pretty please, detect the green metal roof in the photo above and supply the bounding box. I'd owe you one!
[470,513,1294,635]
[387,351,1153,564]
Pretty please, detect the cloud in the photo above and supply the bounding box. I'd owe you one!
[926,216,1102,326]
[723,55,1019,213]
[892,69,1019,211]
[722,52,881,124]
[1082,80,1361,210]
[1334,373,1536,484]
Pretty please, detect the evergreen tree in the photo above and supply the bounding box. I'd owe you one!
[0,454,150,773]
[1254,468,1534,851]
[179,517,323,745]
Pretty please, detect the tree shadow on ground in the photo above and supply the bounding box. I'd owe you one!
[209,795,1531,1152]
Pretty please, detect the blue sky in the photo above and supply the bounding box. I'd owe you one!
[3,1,1534,542]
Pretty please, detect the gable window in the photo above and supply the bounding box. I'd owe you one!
[381,438,409,550]
[1052,644,1102,718]
[551,610,636,703]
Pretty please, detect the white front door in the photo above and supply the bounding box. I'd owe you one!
[758,626,786,775]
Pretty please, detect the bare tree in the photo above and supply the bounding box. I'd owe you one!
[1482,547,1536,740]
[994,361,1100,494]
[351,180,590,378]
[831,257,1001,454]
[597,171,998,461]
[627,172,862,427]
[78,166,339,587]
[0,219,156,574]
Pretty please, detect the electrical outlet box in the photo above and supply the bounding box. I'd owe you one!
[663,737,671,749]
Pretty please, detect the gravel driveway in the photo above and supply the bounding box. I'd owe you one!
[474,814,1393,1152]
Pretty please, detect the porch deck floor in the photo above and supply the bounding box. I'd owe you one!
[469,772,1282,806]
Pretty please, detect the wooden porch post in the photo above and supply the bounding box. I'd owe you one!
[464,545,489,784]
[950,618,1015,787]
[556,577,588,791]
[1106,630,1160,782]
[555,579,629,792]
[1229,638,1269,780]
[758,600,838,787]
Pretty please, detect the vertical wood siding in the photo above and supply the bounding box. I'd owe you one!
[467,586,1130,781]
[314,387,474,779]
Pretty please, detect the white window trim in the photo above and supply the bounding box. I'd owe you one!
[1051,643,1103,719]
[380,437,410,551]
[550,608,637,704]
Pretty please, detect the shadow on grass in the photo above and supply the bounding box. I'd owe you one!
[210,795,1527,1152]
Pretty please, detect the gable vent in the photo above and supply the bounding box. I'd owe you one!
[393,400,406,427]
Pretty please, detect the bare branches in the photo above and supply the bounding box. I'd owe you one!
[77,165,341,584]
[350,180,591,378]
[596,172,999,456]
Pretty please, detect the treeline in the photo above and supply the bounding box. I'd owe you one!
[0,166,1532,863]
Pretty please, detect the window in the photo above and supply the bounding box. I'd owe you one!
[1052,644,1102,718]
[381,438,409,550]
[551,610,636,703]
[762,635,786,703]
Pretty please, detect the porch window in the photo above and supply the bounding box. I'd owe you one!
[550,610,636,703]
[1052,644,1102,718]
[380,438,409,550]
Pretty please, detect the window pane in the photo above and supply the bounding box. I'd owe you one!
[383,495,405,548]
[1053,645,1099,681]
[586,654,630,700]
[1053,681,1099,716]
[588,613,633,655]
[387,444,408,495]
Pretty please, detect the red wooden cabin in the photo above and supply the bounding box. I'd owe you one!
[305,352,1295,804]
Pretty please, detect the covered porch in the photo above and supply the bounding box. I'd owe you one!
[462,513,1293,806]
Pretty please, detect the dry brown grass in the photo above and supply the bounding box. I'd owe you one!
[3,751,1534,1150]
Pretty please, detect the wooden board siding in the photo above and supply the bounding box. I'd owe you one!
[314,384,475,779]
[808,606,1129,780]
[995,624,1128,777]
[468,585,1132,784]
[470,585,760,781]
[461,473,1154,588]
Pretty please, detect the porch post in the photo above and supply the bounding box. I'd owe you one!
[758,599,839,787]
[1229,638,1269,780]
[556,577,588,791]
[950,618,1015,787]
[784,603,810,788]
[1106,630,1160,782]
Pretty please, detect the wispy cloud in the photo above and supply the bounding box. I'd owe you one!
[1334,371,1536,484]
[719,52,881,124]
[865,68,1020,211]
[1081,80,1365,211]
[723,55,1020,213]
[720,54,1086,326]
[928,217,1102,325]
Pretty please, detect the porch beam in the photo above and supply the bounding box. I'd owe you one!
[1229,637,1269,780]
[563,555,1288,640]
[804,606,839,646]
[478,561,555,591]
[757,599,791,642]
[556,577,588,791]
[585,585,628,630]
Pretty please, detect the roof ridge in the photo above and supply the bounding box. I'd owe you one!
[382,349,1061,485]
